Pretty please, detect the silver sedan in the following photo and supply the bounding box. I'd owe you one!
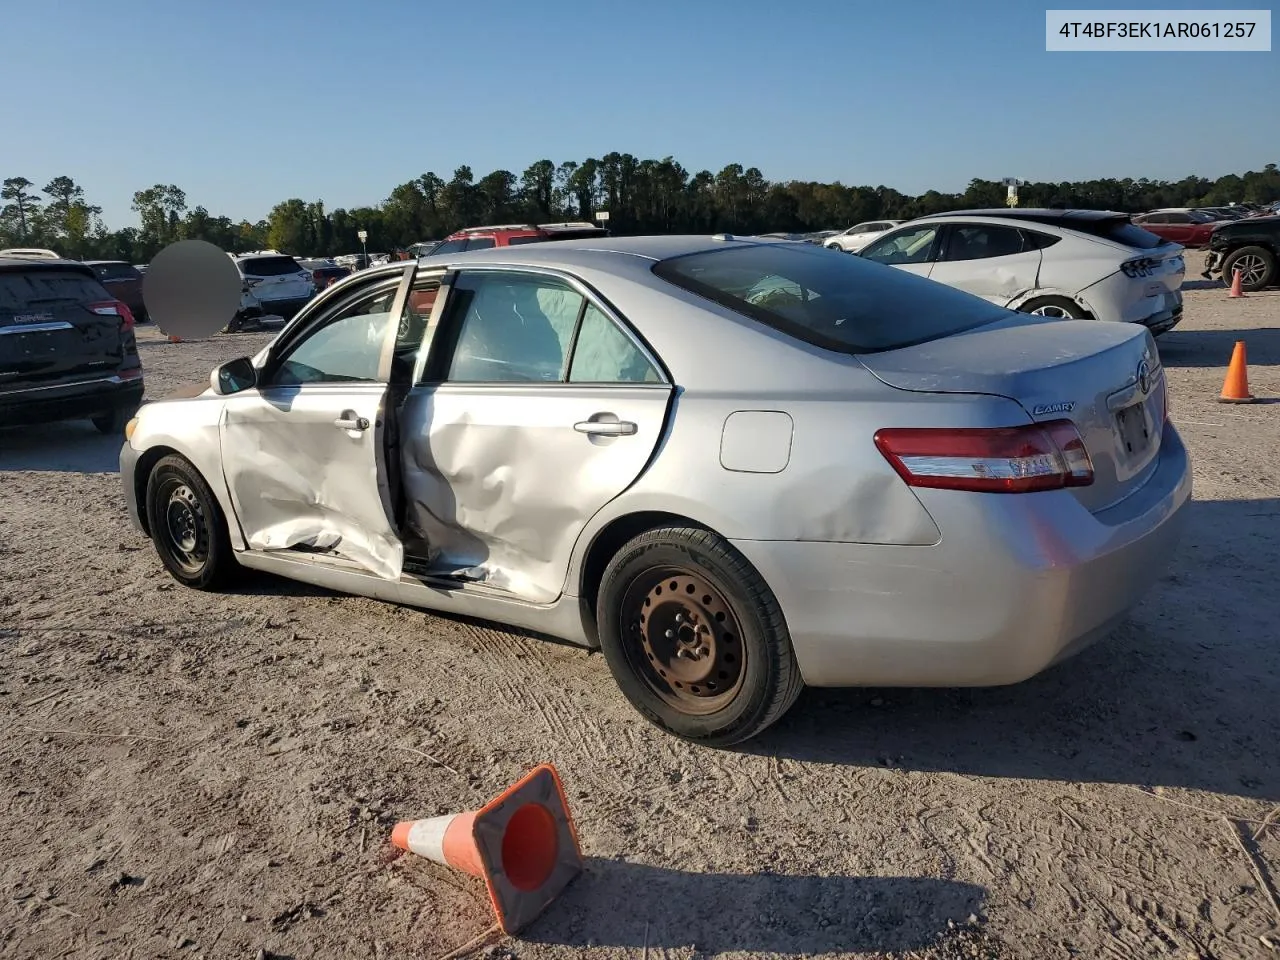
[120,235,1191,744]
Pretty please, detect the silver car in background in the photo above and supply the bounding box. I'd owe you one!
[119,236,1190,744]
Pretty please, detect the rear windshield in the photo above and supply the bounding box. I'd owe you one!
[652,243,1007,355]
[90,262,141,281]
[1071,218,1166,250]
[238,255,303,277]
[0,269,109,310]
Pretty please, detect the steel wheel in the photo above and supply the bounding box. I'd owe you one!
[619,567,747,716]
[157,478,209,575]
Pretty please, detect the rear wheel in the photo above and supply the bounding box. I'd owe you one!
[144,454,237,590]
[1220,246,1276,292]
[1018,295,1090,320]
[596,526,803,745]
[91,406,135,436]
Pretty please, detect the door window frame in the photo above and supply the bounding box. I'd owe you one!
[256,263,416,388]
[414,265,671,389]
[936,222,1036,262]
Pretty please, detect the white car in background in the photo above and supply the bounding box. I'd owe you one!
[857,209,1186,336]
[230,251,316,320]
[824,220,903,253]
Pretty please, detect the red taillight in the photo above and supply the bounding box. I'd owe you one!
[90,299,135,333]
[873,419,1094,493]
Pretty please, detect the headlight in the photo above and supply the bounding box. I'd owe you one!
[124,417,139,441]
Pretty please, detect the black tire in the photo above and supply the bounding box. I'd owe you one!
[1017,295,1090,320]
[91,406,135,436]
[595,526,803,745]
[1220,246,1276,292]
[144,454,238,590]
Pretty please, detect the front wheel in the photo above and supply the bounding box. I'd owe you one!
[1220,246,1276,292]
[144,454,238,590]
[595,526,804,745]
[1018,295,1090,320]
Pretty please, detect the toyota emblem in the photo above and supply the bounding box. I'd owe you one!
[1136,359,1151,395]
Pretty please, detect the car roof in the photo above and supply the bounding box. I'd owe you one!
[912,208,1131,226]
[0,256,94,275]
[82,259,133,266]
[418,233,786,268]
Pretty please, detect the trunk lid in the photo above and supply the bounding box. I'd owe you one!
[0,267,125,386]
[857,314,1166,512]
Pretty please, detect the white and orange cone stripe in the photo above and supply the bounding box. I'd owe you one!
[391,811,484,876]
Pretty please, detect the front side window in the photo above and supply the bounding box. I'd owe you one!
[444,272,583,382]
[653,242,1006,354]
[430,238,469,256]
[569,305,661,383]
[859,225,940,265]
[271,286,398,385]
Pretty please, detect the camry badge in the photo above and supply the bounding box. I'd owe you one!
[1032,401,1075,416]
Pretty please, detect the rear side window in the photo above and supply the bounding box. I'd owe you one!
[239,256,303,277]
[465,237,496,250]
[0,270,110,310]
[90,262,141,281]
[652,243,1007,355]
[1019,230,1061,251]
[506,235,545,246]
[542,229,608,242]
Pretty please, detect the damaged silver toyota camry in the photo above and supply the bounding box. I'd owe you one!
[120,235,1191,744]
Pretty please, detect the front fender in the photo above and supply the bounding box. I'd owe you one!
[126,395,243,550]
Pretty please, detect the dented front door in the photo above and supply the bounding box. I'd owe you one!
[218,268,413,579]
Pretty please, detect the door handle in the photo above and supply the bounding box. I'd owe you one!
[334,414,370,431]
[574,415,637,437]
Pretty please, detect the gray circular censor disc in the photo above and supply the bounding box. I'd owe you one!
[143,240,242,340]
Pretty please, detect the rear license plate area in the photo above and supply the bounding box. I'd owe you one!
[1115,396,1156,457]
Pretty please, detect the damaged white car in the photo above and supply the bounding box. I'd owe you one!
[121,236,1190,744]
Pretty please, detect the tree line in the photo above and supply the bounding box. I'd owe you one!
[3,158,1277,263]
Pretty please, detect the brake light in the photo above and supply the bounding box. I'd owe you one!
[874,420,1094,493]
[90,299,135,333]
[1121,257,1160,278]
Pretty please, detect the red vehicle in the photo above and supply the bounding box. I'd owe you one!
[84,260,148,323]
[1131,210,1218,248]
[426,221,609,255]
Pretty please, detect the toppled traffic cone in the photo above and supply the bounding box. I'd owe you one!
[167,333,182,343]
[1218,340,1256,404]
[1228,267,1246,298]
[391,764,582,933]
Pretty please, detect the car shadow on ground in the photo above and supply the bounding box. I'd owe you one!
[744,496,1280,802]
[0,422,123,473]
[1158,324,1280,369]
[523,858,987,955]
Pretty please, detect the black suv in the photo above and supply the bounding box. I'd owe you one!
[0,255,144,434]
[1202,215,1280,291]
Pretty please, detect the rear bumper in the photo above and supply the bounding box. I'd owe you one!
[732,422,1192,688]
[0,373,144,427]
[250,295,311,318]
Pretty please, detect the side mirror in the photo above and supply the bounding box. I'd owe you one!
[212,357,257,395]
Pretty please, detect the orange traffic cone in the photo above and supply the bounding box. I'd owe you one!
[167,333,182,343]
[1218,340,1256,404]
[390,764,582,934]
[1228,268,1246,298]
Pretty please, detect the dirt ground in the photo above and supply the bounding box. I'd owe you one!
[2,250,1278,960]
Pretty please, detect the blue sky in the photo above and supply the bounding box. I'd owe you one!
[1,0,1274,228]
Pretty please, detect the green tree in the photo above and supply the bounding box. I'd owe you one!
[131,184,187,245]
[1,177,41,240]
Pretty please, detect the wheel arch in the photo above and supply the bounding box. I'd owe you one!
[132,441,243,550]
[577,510,720,646]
